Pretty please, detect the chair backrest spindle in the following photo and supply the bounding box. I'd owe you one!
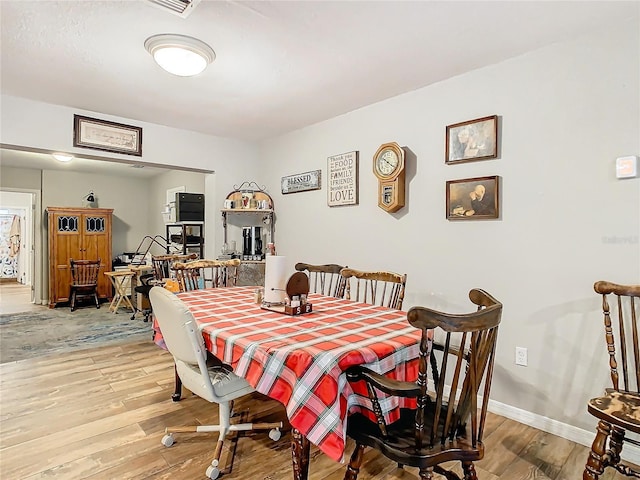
[341,268,406,309]
[294,263,346,297]
[594,281,640,393]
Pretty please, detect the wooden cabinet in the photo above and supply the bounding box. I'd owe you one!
[47,207,113,308]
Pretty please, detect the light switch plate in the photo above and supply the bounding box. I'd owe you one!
[616,155,638,179]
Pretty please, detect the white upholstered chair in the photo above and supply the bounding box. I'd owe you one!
[149,286,282,480]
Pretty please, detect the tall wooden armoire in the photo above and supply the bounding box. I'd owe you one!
[47,207,113,308]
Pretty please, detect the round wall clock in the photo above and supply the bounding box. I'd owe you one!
[373,142,406,213]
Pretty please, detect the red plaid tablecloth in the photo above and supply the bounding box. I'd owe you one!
[177,286,422,462]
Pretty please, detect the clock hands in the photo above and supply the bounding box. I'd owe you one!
[380,157,396,172]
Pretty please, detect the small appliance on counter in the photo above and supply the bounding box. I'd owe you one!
[242,226,263,260]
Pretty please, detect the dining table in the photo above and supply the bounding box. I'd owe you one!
[173,285,424,480]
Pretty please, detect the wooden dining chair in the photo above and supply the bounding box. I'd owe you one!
[340,267,407,309]
[131,253,198,321]
[151,253,198,280]
[69,258,101,311]
[172,258,241,292]
[294,262,347,297]
[343,288,502,480]
[584,281,640,480]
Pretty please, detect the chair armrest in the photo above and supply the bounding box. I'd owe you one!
[346,366,420,398]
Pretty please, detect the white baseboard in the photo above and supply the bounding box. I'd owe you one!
[488,399,640,465]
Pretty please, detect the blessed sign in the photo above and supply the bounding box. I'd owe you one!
[328,151,359,207]
[281,170,321,194]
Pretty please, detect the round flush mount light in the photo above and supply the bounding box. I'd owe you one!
[52,153,73,162]
[144,34,215,77]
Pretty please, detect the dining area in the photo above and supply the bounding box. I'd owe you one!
[147,257,504,480]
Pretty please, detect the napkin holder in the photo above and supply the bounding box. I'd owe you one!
[261,271,313,316]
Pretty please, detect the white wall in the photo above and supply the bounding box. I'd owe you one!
[0,95,259,255]
[258,21,640,442]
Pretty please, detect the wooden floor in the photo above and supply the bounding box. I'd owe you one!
[0,282,631,479]
[0,280,37,315]
[0,338,631,480]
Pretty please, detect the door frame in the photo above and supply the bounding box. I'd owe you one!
[0,188,42,305]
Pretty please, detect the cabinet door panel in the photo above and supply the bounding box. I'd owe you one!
[82,213,112,299]
[51,215,82,303]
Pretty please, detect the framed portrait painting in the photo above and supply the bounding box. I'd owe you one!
[445,115,498,164]
[446,175,500,220]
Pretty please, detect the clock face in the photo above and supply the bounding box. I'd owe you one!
[376,148,399,177]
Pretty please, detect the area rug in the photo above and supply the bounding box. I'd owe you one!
[0,305,153,363]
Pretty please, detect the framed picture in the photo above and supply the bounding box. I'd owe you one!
[446,175,500,220]
[73,114,143,156]
[327,150,358,206]
[445,115,497,164]
[281,170,321,194]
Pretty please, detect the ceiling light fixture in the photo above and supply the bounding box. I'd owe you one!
[52,153,74,162]
[144,34,215,77]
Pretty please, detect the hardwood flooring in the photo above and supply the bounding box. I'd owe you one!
[0,339,631,480]
[0,281,37,315]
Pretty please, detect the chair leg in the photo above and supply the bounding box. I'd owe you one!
[344,443,365,480]
[462,461,478,480]
[94,291,100,309]
[418,467,434,480]
[584,420,611,480]
[70,290,76,312]
[172,364,182,402]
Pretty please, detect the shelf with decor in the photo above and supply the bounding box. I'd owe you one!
[220,182,274,263]
[166,223,204,258]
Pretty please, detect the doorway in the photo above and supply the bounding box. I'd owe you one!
[0,189,39,310]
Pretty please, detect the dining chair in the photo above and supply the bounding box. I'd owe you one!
[69,258,101,312]
[294,262,347,297]
[340,267,407,309]
[343,288,502,480]
[131,253,198,321]
[149,286,282,480]
[584,281,640,480]
[167,258,241,401]
[172,258,241,292]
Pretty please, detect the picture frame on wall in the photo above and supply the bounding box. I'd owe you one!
[445,115,498,164]
[73,114,143,156]
[327,150,358,206]
[446,175,500,220]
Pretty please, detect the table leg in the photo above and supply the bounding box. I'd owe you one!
[291,428,310,480]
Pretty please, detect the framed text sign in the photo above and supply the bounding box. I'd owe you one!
[73,114,142,156]
[281,170,321,194]
[327,150,358,206]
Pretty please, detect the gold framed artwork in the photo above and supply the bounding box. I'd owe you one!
[73,114,143,156]
[445,115,497,164]
[446,175,500,220]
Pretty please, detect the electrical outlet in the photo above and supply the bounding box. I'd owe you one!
[515,347,528,366]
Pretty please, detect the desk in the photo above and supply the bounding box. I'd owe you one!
[177,286,421,479]
[104,270,135,313]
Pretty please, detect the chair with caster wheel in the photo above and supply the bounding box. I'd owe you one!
[150,286,283,480]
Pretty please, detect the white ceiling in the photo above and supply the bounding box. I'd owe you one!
[0,1,638,174]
